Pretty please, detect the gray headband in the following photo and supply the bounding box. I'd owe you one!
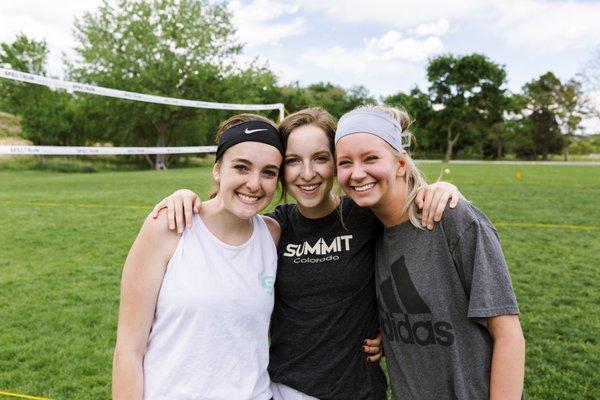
[335,108,406,152]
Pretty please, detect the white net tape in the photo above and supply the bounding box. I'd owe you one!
[0,145,217,155]
[0,68,284,155]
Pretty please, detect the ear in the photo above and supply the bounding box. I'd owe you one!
[212,162,221,182]
[396,152,407,178]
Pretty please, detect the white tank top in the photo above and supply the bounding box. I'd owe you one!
[143,214,277,400]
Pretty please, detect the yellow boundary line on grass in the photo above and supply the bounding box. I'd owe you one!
[494,222,600,232]
[2,200,599,232]
[0,200,148,210]
[0,390,52,400]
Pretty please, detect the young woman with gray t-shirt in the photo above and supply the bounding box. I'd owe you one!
[335,105,526,400]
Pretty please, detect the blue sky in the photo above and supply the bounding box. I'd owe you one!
[1,0,599,131]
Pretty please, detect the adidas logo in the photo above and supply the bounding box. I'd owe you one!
[379,256,455,347]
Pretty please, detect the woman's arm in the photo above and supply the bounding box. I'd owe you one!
[488,315,526,400]
[112,212,180,400]
[415,181,462,230]
[447,203,523,398]
[261,215,281,247]
[154,184,463,233]
[151,189,201,233]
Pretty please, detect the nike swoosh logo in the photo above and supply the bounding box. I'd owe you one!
[244,128,268,134]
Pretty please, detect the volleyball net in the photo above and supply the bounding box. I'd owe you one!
[0,68,285,156]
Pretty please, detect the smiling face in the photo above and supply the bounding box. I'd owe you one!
[214,141,282,219]
[284,124,336,215]
[335,133,406,210]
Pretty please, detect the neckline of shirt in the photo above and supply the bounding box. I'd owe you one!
[193,213,258,249]
[293,198,346,225]
[383,218,415,236]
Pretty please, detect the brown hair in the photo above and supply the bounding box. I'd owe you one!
[209,113,280,199]
[277,107,337,200]
[278,107,337,153]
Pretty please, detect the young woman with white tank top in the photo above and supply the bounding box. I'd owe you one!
[112,114,285,400]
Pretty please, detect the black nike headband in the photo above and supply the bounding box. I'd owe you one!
[215,120,284,162]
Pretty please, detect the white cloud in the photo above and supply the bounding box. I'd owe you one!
[228,0,305,47]
[296,43,422,95]
[366,31,445,62]
[301,0,600,55]
[229,0,299,21]
[299,46,369,75]
[297,28,445,81]
[581,90,600,134]
[585,90,600,117]
[301,0,482,27]
[491,0,600,54]
[297,30,444,85]
[408,19,450,37]
[294,41,423,95]
[0,1,103,77]
[266,60,305,85]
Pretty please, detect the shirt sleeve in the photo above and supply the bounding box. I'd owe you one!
[451,219,519,324]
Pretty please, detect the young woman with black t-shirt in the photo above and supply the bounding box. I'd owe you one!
[151,108,461,399]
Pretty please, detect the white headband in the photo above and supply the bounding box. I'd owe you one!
[335,108,410,151]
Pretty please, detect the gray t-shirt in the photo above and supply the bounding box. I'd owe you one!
[375,200,519,400]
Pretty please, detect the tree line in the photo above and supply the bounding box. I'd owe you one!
[0,0,597,169]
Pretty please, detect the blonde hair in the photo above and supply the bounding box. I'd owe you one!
[355,105,428,229]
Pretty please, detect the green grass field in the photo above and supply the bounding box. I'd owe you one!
[1,162,599,399]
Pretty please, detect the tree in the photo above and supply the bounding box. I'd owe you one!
[384,87,437,155]
[521,72,586,160]
[529,108,562,159]
[556,79,588,160]
[580,47,600,120]
[501,94,535,159]
[0,34,78,147]
[426,54,509,161]
[69,0,278,169]
[281,82,375,119]
[345,85,377,112]
[522,73,561,160]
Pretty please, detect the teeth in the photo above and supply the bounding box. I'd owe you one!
[299,184,319,191]
[237,193,260,203]
[354,183,375,192]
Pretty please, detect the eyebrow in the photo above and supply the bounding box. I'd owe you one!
[337,150,382,159]
[230,158,251,165]
[285,150,331,157]
[231,158,279,171]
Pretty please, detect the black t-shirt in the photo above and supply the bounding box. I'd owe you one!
[268,196,387,400]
